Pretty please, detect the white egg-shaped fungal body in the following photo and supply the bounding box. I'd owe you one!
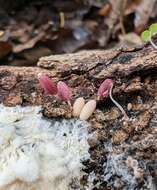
[73,97,85,117]
[79,100,96,120]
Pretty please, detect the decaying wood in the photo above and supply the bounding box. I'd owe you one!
[0,45,156,139]
[0,44,157,189]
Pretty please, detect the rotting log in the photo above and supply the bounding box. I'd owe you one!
[0,45,157,189]
[0,45,157,143]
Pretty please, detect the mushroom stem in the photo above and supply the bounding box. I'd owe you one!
[67,100,72,107]
[109,84,129,120]
[150,37,157,49]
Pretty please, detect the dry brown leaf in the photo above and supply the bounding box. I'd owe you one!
[105,0,124,30]
[0,41,12,58]
[124,0,142,15]
[105,0,127,35]
[118,32,143,47]
[97,3,111,17]
[11,25,33,43]
[13,32,45,53]
[134,0,156,33]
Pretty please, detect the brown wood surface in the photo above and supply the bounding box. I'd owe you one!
[0,45,157,189]
[0,45,156,145]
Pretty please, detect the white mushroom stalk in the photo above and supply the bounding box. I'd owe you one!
[150,37,157,49]
[97,79,129,120]
[109,84,129,120]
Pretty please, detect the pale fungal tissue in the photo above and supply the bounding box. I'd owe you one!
[0,104,90,190]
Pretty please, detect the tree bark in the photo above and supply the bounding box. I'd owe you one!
[0,44,157,145]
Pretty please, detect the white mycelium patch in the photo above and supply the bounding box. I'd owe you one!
[0,104,90,190]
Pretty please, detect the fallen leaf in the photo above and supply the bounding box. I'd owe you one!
[0,41,12,59]
[134,0,156,33]
[97,3,111,17]
[13,31,45,53]
[118,32,143,47]
[105,0,125,30]
[124,0,142,15]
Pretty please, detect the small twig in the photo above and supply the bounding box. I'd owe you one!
[119,0,126,35]
[60,12,65,28]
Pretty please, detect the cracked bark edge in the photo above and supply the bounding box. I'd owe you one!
[0,45,156,126]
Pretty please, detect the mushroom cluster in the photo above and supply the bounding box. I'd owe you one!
[38,74,128,121]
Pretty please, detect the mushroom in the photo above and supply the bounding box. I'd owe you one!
[57,81,71,105]
[97,79,129,120]
[38,73,57,95]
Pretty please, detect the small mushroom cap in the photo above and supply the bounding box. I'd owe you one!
[73,97,85,117]
[97,79,113,98]
[57,81,71,102]
[80,100,96,120]
[38,73,57,95]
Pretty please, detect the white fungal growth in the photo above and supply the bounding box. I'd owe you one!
[11,155,40,182]
[80,100,96,120]
[73,97,85,117]
[0,104,90,190]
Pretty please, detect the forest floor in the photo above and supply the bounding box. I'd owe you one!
[0,0,157,66]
